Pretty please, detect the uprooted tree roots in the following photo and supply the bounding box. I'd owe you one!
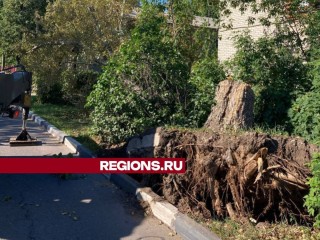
[145,129,319,224]
[121,80,318,224]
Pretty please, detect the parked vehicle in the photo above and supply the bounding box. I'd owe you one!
[0,64,36,142]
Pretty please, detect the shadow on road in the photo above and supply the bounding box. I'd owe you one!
[0,174,164,240]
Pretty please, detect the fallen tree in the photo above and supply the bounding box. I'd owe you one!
[113,80,319,224]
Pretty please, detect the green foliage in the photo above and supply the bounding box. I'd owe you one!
[87,2,191,143]
[289,42,320,231]
[61,70,99,106]
[188,57,225,127]
[289,10,320,143]
[289,8,320,228]
[306,9,320,51]
[289,89,320,144]
[167,0,219,64]
[0,0,48,60]
[249,124,289,137]
[37,82,65,104]
[23,0,137,104]
[219,0,320,62]
[87,1,224,143]
[36,69,98,105]
[230,33,310,127]
[305,154,320,228]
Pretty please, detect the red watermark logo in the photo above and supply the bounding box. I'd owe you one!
[0,158,185,174]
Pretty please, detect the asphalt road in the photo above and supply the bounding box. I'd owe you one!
[0,117,180,240]
[0,174,180,240]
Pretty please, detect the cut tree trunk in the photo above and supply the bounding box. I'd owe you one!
[205,80,254,131]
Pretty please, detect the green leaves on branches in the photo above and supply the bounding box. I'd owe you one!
[87,2,224,143]
[229,33,310,127]
[305,154,320,228]
[87,3,189,143]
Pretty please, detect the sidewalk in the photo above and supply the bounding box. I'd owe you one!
[0,117,73,157]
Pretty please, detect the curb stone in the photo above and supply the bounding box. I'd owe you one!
[116,174,221,240]
[29,111,95,157]
[29,112,221,240]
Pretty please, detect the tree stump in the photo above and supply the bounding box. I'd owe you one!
[205,80,254,131]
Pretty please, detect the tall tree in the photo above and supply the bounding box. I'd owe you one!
[87,0,225,143]
[87,1,190,143]
[166,0,220,63]
[23,0,138,104]
[0,0,48,63]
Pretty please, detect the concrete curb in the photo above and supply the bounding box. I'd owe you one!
[29,111,95,158]
[112,174,221,240]
[28,112,221,240]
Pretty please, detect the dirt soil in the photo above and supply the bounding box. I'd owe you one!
[101,127,319,225]
[145,129,319,225]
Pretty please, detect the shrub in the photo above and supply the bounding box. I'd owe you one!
[61,69,99,106]
[292,10,320,228]
[37,82,65,104]
[230,34,310,128]
[87,1,224,143]
[305,154,320,228]
[36,69,99,106]
[87,3,190,143]
[291,50,320,227]
[289,52,320,144]
[188,57,225,127]
[289,90,320,145]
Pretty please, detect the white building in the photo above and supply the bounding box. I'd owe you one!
[217,1,320,62]
[218,4,275,62]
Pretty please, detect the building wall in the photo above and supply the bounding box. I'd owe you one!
[218,5,275,62]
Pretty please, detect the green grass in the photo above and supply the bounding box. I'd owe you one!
[31,97,100,153]
[165,124,290,139]
[207,219,320,240]
[249,124,289,137]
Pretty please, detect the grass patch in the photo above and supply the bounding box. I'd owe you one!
[31,97,100,153]
[207,219,320,240]
[249,124,289,137]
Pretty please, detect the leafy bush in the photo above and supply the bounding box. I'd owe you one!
[290,49,320,229]
[289,90,320,144]
[289,51,320,144]
[37,82,65,104]
[87,3,190,143]
[36,69,98,106]
[230,33,310,128]
[305,154,320,228]
[188,57,225,127]
[291,10,320,225]
[61,70,99,106]
[292,11,320,228]
[87,2,225,143]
